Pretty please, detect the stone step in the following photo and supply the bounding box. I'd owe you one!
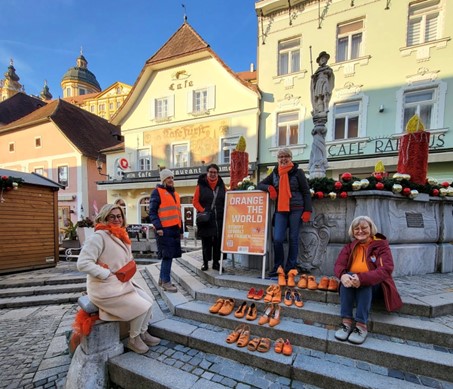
[0,274,86,289]
[0,283,86,298]
[0,292,80,309]
[167,259,453,349]
[177,251,453,318]
[110,317,440,388]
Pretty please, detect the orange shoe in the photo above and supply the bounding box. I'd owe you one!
[247,287,256,299]
[282,339,293,356]
[307,276,318,290]
[264,285,277,302]
[209,298,224,313]
[269,304,281,327]
[245,302,257,321]
[271,285,282,303]
[277,266,286,287]
[218,298,235,316]
[297,274,308,289]
[254,289,264,300]
[318,276,329,291]
[234,301,247,318]
[258,303,274,325]
[292,289,304,308]
[287,269,298,287]
[274,338,285,353]
[284,288,293,306]
[328,277,339,292]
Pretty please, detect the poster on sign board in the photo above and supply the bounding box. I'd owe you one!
[221,190,269,255]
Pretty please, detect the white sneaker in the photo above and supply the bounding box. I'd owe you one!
[348,326,368,344]
[127,335,149,354]
[334,322,353,341]
[141,331,161,347]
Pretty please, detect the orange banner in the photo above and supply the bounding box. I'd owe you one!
[221,190,269,255]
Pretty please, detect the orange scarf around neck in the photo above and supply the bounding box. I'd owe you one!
[207,177,218,190]
[277,162,294,212]
[95,223,131,245]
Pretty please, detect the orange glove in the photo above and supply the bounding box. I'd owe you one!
[268,185,277,200]
[301,211,311,223]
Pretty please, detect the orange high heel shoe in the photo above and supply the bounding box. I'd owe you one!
[277,266,286,286]
[287,269,298,287]
[269,304,281,327]
[258,303,274,325]
[292,289,304,308]
[264,285,277,303]
[283,288,293,306]
[271,285,282,304]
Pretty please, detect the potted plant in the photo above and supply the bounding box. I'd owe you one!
[76,217,94,245]
[61,219,80,248]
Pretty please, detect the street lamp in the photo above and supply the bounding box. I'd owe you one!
[96,156,111,179]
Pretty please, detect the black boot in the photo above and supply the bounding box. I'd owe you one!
[201,262,208,271]
[212,261,222,271]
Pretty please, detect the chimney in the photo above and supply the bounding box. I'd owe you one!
[250,63,255,72]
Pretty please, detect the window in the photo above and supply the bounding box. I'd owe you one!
[79,88,86,95]
[90,105,95,113]
[334,101,360,139]
[57,166,68,186]
[156,97,169,118]
[187,86,215,114]
[407,0,440,46]
[65,87,71,97]
[117,101,121,109]
[137,148,151,171]
[109,103,113,110]
[336,20,363,62]
[278,38,300,76]
[220,137,239,164]
[172,143,189,168]
[34,168,44,175]
[139,197,149,224]
[277,112,299,146]
[9,142,15,152]
[35,137,41,148]
[403,88,435,130]
[99,103,105,111]
[151,96,174,120]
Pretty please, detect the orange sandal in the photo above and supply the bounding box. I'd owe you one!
[264,285,277,302]
[257,337,271,353]
[247,337,261,351]
[274,338,285,353]
[236,325,250,347]
[226,324,245,344]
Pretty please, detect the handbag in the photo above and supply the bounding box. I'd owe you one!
[196,211,211,224]
[196,187,218,226]
[115,260,137,282]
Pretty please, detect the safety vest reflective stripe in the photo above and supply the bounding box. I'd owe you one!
[157,188,181,227]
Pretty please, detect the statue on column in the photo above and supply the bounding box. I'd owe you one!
[308,51,335,178]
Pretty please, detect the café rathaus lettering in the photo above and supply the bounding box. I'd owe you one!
[328,133,445,158]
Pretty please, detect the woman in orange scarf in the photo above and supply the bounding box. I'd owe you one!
[258,148,312,278]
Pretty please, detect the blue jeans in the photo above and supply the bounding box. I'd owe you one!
[339,279,382,324]
[159,258,173,283]
[273,209,303,272]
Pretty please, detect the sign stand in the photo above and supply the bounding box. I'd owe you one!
[220,190,269,279]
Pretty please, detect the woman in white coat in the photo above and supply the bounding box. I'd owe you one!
[77,204,160,354]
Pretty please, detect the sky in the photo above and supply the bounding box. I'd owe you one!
[1,0,258,98]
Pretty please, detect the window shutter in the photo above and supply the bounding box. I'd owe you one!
[187,91,193,113]
[407,18,421,46]
[207,85,216,110]
[425,14,438,42]
[150,99,155,120]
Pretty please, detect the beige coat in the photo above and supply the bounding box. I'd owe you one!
[77,230,152,321]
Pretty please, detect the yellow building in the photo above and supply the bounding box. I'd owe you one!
[102,22,260,226]
[0,59,25,101]
[255,0,453,181]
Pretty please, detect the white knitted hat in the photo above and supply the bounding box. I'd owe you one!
[159,169,174,183]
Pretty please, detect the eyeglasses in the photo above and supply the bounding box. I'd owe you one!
[107,214,123,220]
[208,170,218,174]
[353,225,370,232]
[278,155,291,159]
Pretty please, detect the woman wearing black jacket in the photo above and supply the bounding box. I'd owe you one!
[193,164,226,271]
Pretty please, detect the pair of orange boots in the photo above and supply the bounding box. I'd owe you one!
[297,275,339,291]
[277,266,298,287]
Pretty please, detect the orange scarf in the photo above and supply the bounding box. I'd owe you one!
[207,177,218,191]
[95,223,131,245]
[277,162,294,212]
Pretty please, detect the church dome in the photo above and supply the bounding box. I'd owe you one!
[61,54,101,91]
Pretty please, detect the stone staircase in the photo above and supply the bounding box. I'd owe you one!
[108,251,453,388]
